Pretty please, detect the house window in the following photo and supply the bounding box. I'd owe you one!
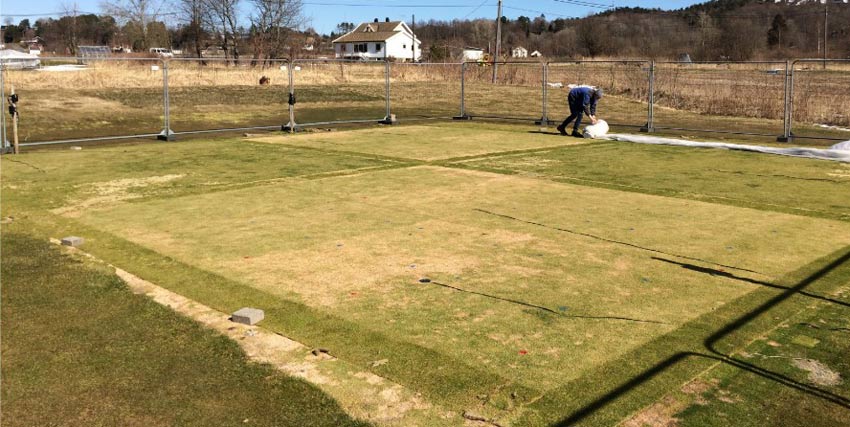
[355,43,368,53]
[375,43,382,52]
[403,44,407,49]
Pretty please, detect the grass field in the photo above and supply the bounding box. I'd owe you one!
[3,121,850,426]
[0,233,370,427]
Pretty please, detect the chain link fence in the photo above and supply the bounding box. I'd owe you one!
[2,57,849,149]
[287,59,389,128]
[389,62,461,121]
[459,61,544,122]
[166,58,290,136]
[652,61,788,138]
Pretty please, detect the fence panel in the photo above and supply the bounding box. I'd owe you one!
[290,59,389,126]
[652,61,787,139]
[546,61,649,129]
[2,57,164,145]
[389,62,461,121]
[166,58,290,134]
[462,62,544,121]
[788,60,850,143]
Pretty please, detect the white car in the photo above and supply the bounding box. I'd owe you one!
[149,48,174,58]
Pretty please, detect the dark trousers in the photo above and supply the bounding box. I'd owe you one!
[560,93,584,131]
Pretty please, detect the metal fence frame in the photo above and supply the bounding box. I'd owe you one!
[2,56,167,147]
[2,57,849,149]
[387,62,463,123]
[454,60,546,122]
[783,58,850,143]
[284,58,393,133]
[165,57,291,138]
[652,60,789,139]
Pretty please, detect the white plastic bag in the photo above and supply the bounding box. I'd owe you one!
[583,120,609,139]
[831,140,850,151]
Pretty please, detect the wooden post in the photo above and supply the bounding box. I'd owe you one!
[10,85,19,154]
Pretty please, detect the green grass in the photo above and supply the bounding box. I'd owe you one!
[250,122,588,160]
[676,293,850,427]
[452,140,850,221]
[3,121,850,426]
[0,232,370,427]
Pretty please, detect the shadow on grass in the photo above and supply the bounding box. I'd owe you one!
[553,247,850,426]
[652,256,850,309]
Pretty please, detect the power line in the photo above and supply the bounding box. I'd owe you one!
[301,2,491,7]
[0,11,98,17]
[463,0,491,19]
[552,0,612,10]
[503,6,575,18]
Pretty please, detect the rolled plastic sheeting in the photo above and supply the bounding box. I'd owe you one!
[601,134,850,163]
[831,140,850,151]
[584,120,610,139]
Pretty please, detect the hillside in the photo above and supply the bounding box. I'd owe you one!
[415,0,849,61]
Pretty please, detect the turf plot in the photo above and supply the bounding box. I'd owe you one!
[72,166,850,410]
[4,122,850,425]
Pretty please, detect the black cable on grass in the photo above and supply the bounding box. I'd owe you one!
[4,157,46,173]
[564,315,669,325]
[474,208,768,277]
[430,281,559,315]
[428,281,670,325]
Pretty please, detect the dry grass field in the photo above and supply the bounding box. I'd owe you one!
[3,60,849,144]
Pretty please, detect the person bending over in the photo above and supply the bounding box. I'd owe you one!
[557,86,603,138]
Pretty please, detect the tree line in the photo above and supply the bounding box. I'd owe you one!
[3,0,849,61]
[4,0,310,61]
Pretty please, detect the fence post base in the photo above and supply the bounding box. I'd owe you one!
[535,117,555,126]
[777,134,794,143]
[282,122,298,133]
[157,129,175,141]
[639,124,655,133]
[379,115,398,125]
[453,115,472,120]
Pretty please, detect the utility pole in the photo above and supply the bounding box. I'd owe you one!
[823,2,828,70]
[492,0,503,83]
[411,14,416,62]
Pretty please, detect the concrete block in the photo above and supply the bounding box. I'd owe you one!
[61,236,84,247]
[232,307,264,325]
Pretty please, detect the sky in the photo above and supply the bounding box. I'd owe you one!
[0,0,706,35]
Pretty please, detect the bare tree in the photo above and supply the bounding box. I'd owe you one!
[56,2,81,54]
[248,0,304,61]
[203,0,241,62]
[100,0,168,49]
[179,0,207,58]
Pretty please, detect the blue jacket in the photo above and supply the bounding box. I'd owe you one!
[569,86,598,116]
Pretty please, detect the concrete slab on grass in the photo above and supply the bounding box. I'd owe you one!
[232,307,265,325]
[61,236,84,247]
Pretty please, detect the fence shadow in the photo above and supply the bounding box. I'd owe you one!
[552,247,850,427]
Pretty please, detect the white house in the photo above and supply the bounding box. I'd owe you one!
[462,47,485,62]
[511,47,528,59]
[333,21,421,61]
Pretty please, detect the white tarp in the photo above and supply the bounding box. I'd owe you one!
[0,49,41,69]
[599,133,850,163]
[584,120,609,139]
